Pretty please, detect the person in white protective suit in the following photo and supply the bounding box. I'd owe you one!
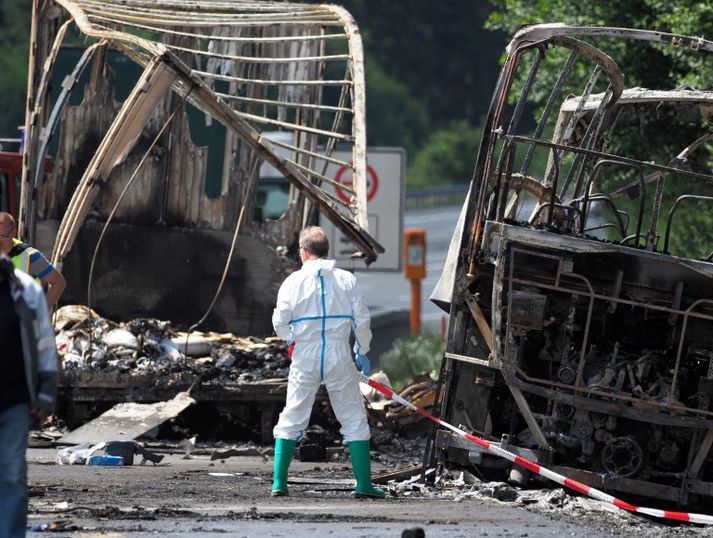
[271,226,385,498]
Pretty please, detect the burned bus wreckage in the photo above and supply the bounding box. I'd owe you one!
[20,1,382,435]
[430,25,713,507]
[23,0,381,330]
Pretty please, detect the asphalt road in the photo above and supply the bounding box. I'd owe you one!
[25,447,631,538]
[27,205,713,537]
[356,204,462,336]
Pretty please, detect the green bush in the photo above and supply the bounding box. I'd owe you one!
[378,335,444,391]
[407,120,484,188]
[365,59,431,159]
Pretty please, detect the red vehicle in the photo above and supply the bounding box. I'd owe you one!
[0,149,53,219]
[0,150,24,217]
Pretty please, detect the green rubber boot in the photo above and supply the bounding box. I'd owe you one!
[271,438,295,496]
[348,440,386,498]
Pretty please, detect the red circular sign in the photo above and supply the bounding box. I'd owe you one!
[334,163,379,204]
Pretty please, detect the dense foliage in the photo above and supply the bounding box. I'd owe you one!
[0,0,30,143]
[487,0,713,88]
[337,1,506,185]
[407,120,484,188]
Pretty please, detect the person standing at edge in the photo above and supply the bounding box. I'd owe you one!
[271,226,385,498]
[0,254,58,537]
[0,212,66,309]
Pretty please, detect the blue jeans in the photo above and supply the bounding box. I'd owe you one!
[0,403,30,538]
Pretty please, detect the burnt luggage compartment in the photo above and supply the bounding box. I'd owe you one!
[54,307,334,444]
[57,372,302,444]
[431,24,713,507]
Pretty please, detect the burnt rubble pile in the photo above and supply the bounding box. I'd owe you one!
[55,305,291,383]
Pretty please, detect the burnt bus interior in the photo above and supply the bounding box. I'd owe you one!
[431,25,713,507]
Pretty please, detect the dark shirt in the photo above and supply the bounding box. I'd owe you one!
[0,278,29,411]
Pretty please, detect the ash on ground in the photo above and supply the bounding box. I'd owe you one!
[371,427,428,466]
[382,467,713,538]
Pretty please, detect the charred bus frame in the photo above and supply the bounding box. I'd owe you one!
[431,25,713,507]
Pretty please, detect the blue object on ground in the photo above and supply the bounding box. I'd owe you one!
[87,455,124,466]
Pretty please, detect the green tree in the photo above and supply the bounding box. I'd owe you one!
[487,1,713,92]
[407,120,483,188]
[340,0,504,142]
[365,60,430,159]
[0,0,30,140]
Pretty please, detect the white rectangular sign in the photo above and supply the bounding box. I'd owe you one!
[319,147,405,271]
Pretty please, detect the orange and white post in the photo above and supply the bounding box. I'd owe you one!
[403,228,426,336]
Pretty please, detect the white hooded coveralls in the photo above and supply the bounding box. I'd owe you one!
[272,258,372,442]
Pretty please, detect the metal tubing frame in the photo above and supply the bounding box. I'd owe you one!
[520,50,578,176]
[581,159,645,243]
[495,245,713,421]
[663,195,713,255]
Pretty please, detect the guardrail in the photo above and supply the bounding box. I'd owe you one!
[405,184,469,209]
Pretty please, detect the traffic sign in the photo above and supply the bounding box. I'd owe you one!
[320,147,405,271]
[334,163,379,204]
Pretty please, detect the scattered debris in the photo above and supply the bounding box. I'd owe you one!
[360,371,394,409]
[178,436,197,459]
[56,442,106,465]
[373,465,424,485]
[383,375,437,437]
[58,391,195,445]
[29,426,66,448]
[26,520,76,533]
[104,441,164,465]
[210,446,270,461]
[364,373,438,439]
[86,454,124,466]
[56,306,292,385]
[54,307,296,441]
[299,428,328,462]
[371,430,428,468]
[56,440,164,466]
[54,308,443,447]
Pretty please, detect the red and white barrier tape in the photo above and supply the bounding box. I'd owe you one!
[359,373,713,525]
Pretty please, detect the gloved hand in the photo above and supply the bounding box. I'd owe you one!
[355,353,371,375]
[287,342,295,360]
